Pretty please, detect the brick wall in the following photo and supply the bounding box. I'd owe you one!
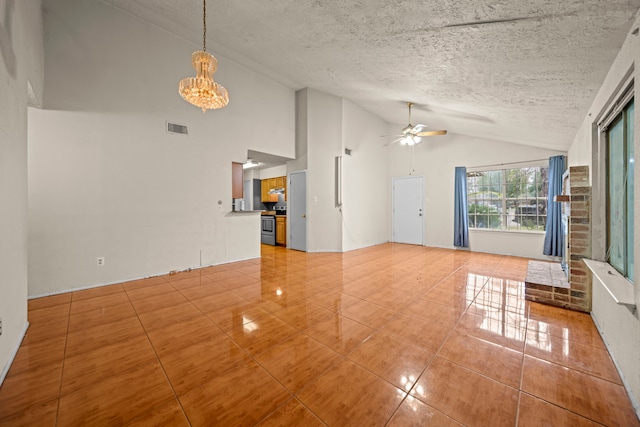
[524,166,592,312]
[566,166,592,312]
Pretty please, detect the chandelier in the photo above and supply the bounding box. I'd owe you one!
[179,0,229,112]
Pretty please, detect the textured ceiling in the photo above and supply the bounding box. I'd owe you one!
[102,0,640,150]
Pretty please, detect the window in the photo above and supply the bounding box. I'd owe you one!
[606,98,634,282]
[467,166,549,232]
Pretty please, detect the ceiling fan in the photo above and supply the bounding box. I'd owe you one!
[384,102,447,146]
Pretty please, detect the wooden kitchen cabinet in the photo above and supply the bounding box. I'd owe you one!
[232,162,243,199]
[276,216,286,246]
[261,177,287,202]
[261,178,277,202]
[261,179,270,202]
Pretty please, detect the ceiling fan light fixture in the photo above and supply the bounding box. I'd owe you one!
[178,0,229,112]
[401,135,421,146]
[383,102,447,147]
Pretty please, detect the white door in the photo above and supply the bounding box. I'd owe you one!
[289,171,307,251]
[392,176,424,245]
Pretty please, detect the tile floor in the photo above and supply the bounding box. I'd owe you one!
[0,243,638,426]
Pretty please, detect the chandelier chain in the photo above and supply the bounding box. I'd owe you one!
[203,0,207,52]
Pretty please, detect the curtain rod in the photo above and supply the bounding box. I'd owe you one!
[466,158,549,170]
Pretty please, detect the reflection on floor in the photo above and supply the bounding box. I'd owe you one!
[1,243,638,426]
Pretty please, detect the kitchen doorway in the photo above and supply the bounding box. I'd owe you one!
[289,171,307,251]
[392,176,424,245]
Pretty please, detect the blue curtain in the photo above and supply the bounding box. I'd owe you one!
[543,155,566,256]
[453,166,469,248]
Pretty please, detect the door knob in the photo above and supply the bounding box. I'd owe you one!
[302,214,306,218]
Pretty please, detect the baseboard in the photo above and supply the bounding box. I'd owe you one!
[28,274,153,299]
[590,313,640,420]
[0,321,29,387]
[29,256,262,300]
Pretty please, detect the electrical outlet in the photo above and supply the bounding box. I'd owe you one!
[97,257,105,266]
[217,205,223,212]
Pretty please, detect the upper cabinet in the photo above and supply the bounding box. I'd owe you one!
[261,176,286,202]
[232,162,243,199]
[261,179,274,202]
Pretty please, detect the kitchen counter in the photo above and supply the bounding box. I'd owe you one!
[227,210,264,215]
[262,211,287,216]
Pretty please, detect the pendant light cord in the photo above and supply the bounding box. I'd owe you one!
[203,0,207,52]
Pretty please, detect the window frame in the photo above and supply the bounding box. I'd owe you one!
[605,97,634,281]
[466,164,549,233]
[593,69,634,284]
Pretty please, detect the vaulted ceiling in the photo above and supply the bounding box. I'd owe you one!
[102,0,640,150]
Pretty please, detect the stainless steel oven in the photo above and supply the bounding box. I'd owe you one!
[261,215,276,245]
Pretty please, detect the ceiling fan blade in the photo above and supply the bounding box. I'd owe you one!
[383,137,403,147]
[411,124,428,133]
[416,130,447,137]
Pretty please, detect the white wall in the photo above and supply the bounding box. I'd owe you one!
[341,99,390,251]
[260,165,287,180]
[0,0,44,383]
[567,11,640,414]
[28,0,294,296]
[292,90,390,252]
[305,89,344,252]
[243,169,258,181]
[388,132,565,259]
[290,89,309,173]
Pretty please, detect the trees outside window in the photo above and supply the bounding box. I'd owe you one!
[467,166,548,232]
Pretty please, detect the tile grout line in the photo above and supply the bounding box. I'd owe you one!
[491,258,527,427]
[122,279,194,427]
[169,270,316,426]
[53,296,73,427]
[518,287,618,425]
[282,299,407,424]
[244,255,440,426]
[242,292,355,425]
[514,298,530,427]
[179,253,481,424]
[517,390,609,426]
[363,253,499,409]
[382,258,482,426]
[15,246,631,425]
[0,300,69,424]
[404,260,526,425]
